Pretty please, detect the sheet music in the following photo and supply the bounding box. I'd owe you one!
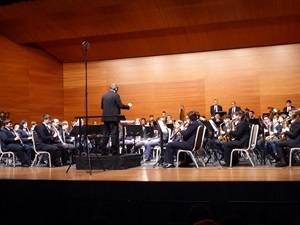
[209,119,219,137]
[157,120,167,133]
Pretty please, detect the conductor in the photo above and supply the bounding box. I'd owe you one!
[100,83,132,155]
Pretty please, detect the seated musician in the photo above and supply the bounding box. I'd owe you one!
[163,111,201,168]
[256,114,274,154]
[34,114,63,167]
[143,117,169,162]
[274,109,300,167]
[1,119,32,167]
[265,114,285,159]
[124,118,146,154]
[220,111,250,167]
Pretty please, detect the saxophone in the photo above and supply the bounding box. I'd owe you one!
[218,122,231,142]
[280,118,290,141]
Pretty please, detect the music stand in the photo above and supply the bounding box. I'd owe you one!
[145,126,155,138]
[153,120,168,168]
[215,111,226,118]
[166,123,174,132]
[125,125,143,151]
[67,124,105,173]
[256,116,270,165]
[202,120,222,165]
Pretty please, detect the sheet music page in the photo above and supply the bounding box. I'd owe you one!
[157,120,167,133]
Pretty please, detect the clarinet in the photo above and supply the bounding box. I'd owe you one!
[51,125,66,144]
[13,129,24,146]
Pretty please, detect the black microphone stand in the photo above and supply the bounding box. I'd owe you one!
[83,41,92,175]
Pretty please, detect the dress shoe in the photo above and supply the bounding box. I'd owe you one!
[275,162,287,167]
[163,163,175,168]
[144,158,151,162]
[21,163,30,167]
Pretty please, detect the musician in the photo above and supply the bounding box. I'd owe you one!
[100,83,132,155]
[124,118,146,154]
[34,114,63,167]
[52,118,75,165]
[143,117,169,162]
[170,120,183,142]
[0,119,31,167]
[17,120,33,145]
[256,115,274,153]
[147,114,157,127]
[228,101,242,117]
[210,99,223,118]
[274,109,300,167]
[283,99,296,114]
[265,113,285,159]
[220,111,250,167]
[163,111,201,168]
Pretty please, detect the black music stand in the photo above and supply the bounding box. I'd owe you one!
[125,125,143,152]
[67,124,105,173]
[202,120,222,165]
[145,126,155,138]
[256,117,270,165]
[215,111,226,118]
[166,123,174,132]
[153,120,168,168]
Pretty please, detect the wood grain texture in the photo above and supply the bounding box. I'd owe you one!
[63,43,300,123]
[0,165,299,182]
[1,33,299,124]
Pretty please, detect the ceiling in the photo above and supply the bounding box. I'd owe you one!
[0,0,300,63]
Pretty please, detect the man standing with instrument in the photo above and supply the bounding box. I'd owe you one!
[100,83,132,155]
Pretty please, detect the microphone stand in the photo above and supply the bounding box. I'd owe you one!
[83,41,92,175]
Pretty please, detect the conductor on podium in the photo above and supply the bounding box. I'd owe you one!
[100,83,132,155]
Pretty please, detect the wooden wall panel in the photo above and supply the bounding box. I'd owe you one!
[63,43,300,124]
[0,35,63,125]
[1,33,299,126]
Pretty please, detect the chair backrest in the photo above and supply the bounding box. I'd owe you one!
[167,128,172,142]
[193,125,206,152]
[32,130,39,153]
[249,124,259,150]
[0,138,3,153]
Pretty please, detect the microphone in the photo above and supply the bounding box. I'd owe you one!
[82,41,90,49]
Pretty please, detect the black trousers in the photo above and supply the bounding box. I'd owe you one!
[101,121,119,155]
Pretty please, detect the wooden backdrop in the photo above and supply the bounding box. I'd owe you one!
[0,35,63,125]
[63,44,300,124]
[0,34,299,125]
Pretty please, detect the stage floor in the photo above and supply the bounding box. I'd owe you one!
[1,158,300,225]
[1,159,300,182]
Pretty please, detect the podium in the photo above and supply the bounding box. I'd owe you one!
[70,115,130,173]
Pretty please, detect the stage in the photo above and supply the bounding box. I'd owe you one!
[0,158,300,225]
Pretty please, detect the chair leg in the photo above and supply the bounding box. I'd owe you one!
[187,152,199,168]
[229,150,235,167]
[247,152,255,167]
[47,153,52,168]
